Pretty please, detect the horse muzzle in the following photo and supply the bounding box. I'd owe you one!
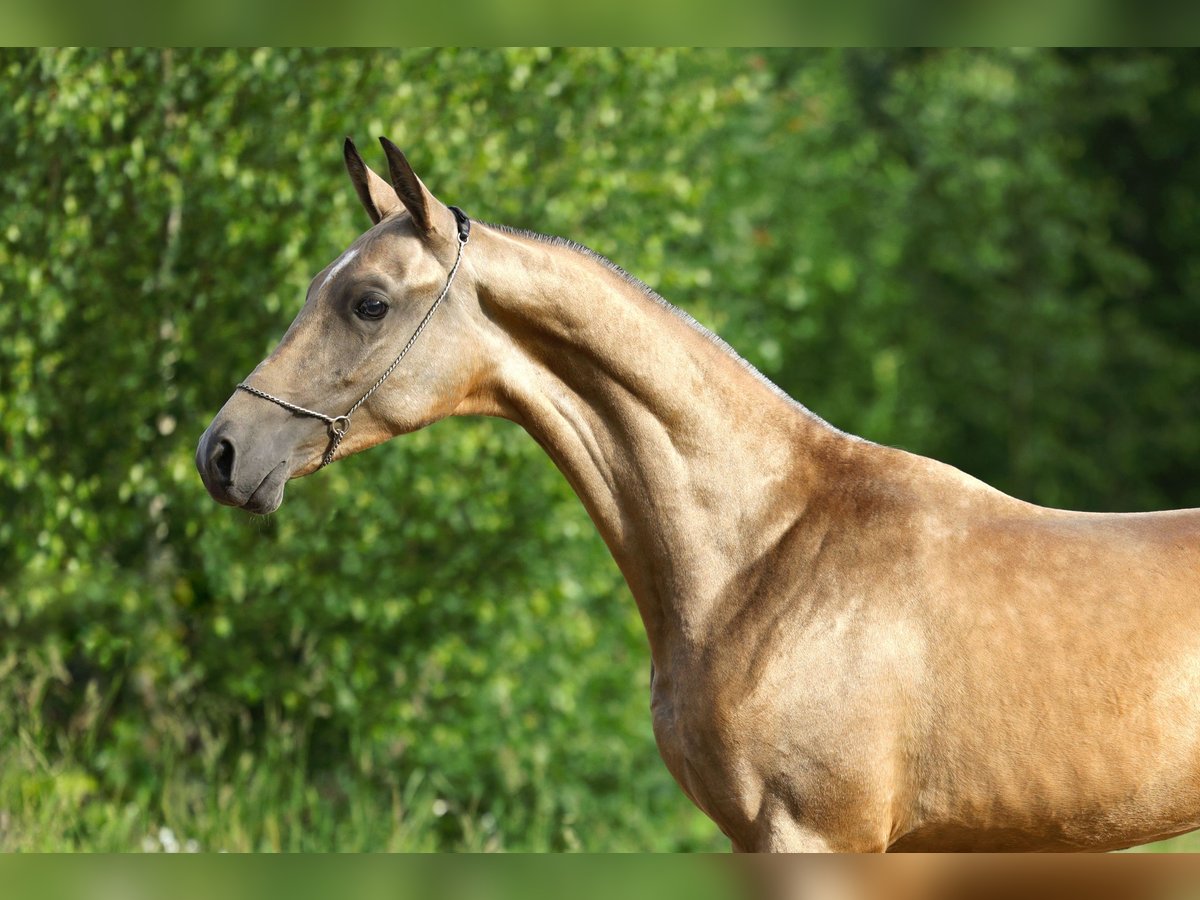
[196,422,290,515]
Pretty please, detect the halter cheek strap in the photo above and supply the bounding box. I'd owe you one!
[237,206,471,469]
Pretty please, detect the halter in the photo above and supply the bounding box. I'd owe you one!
[236,206,471,469]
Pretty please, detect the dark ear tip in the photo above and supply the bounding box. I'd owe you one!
[379,138,416,177]
[378,136,404,157]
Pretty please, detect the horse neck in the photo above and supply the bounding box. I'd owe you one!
[469,225,846,659]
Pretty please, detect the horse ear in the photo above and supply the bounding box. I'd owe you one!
[343,137,400,225]
[378,137,456,240]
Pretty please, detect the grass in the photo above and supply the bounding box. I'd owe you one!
[1,740,433,851]
[0,721,724,852]
[3,719,1197,853]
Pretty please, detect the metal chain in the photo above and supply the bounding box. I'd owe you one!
[234,383,348,435]
[236,212,469,470]
[319,232,466,466]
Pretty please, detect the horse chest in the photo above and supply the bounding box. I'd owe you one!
[648,667,768,835]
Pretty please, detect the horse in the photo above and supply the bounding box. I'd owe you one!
[197,137,1200,852]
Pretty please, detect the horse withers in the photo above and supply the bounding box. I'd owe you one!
[197,138,1200,851]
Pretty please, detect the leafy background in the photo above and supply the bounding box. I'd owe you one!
[3,48,1200,851]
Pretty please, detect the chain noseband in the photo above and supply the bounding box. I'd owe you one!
[237,207,471,469]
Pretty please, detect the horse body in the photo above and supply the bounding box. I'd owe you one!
[197,139,1200,851]
[663,442,1200,851]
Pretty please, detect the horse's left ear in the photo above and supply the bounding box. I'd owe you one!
[378,138,458,242]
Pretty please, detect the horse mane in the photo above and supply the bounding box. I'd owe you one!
[481,220,849,437]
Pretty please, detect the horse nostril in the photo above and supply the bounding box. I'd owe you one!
[212,438,235,485]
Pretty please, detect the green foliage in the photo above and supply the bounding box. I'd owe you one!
[3,48,1200,851]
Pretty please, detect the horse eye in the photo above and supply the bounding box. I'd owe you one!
[356,295,388,320]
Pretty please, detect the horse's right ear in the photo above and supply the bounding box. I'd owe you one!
[343,137,401,225]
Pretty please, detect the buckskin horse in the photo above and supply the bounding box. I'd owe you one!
[197,138,1200,851]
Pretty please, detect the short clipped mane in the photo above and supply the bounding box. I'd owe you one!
[481,221,849,437]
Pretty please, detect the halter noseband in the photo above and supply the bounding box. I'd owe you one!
[236,206,471,470]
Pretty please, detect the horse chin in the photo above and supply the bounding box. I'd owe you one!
[242,460,289,515]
